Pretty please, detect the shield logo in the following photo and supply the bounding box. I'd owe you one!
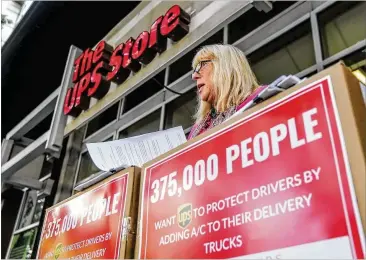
[54,243,63,260]
[177,203,192,229]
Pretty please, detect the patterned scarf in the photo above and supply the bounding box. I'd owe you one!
[189,106,237,139]
[188,85,268,140]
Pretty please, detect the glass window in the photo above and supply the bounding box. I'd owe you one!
[76,152,100,184]
[8,228,38,259]
[18,191,45,229]
[228,1,296,44]
[123,70,165,113]
[318,1,366,58]
[301,69,318,80]
[85,102,119,138]
[168,30,224,84]
[76,136,113,184]
[76,136,113,183]
[325,48,366,72]
[119,109,161,139]
[247,21,315,85]
[165,89,197,130]
[342,50,366,71]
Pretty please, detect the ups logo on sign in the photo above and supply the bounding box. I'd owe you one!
[177,203,192,229]
[54,243,63,260]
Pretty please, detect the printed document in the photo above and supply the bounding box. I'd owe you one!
[86,126,187,171]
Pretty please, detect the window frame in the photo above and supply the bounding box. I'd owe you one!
[117,107,162,140]
[74,132,116,188]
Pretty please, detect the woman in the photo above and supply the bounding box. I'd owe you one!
[188,44,266,139]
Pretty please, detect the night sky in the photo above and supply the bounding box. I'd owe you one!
[1,1,140,139]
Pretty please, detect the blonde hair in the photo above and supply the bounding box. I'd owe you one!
[192,44,259,122]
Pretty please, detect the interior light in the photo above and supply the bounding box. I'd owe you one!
[352,69,366,85]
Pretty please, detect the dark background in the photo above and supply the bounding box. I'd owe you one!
[1,1,140,140]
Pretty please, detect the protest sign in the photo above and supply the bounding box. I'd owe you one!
[37,167,140,259]
[138,76,365,259]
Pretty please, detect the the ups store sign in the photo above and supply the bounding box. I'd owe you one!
[64,5,191,117]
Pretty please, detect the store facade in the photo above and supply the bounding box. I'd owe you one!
[2,1,365,258]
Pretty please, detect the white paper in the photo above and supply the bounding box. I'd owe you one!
[86,126,187,172]
[229,74,304,120]
[230,85,280,117]
[277,75,302,89]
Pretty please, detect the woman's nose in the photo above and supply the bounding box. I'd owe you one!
[192,71,200,80]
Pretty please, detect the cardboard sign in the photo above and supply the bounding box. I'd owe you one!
[37,168,140,259]
[138,76,365,259]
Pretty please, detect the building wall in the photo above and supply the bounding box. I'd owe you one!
[69,0,366,191]
[64,0,254,134]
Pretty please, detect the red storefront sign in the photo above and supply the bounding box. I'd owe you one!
[138,77,365,259]
[37,174,128,259]
[64,5,190,117]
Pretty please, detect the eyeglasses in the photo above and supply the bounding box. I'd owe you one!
[193,60,212,75]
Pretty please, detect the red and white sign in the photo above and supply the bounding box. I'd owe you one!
[37,174,129,259]
[64,5,190,117]
[138,77,365,259]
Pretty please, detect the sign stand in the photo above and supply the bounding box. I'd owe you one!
[36,167,141,259]
[136,63,366,259]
